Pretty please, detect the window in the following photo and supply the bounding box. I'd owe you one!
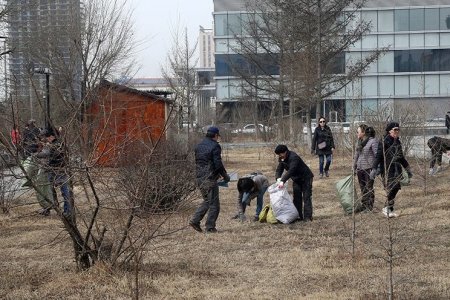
[440,74,450,94]
[410,75,424,95]
[440,49,450,71]
[410,9,424,31]
[394,51,410,72]
[409,50,423,72]
[425,75,439,95]
[362,11,377,32]
[395,9,409,31]
[378,52,394,73]
[378,34,393,48]
[228,13,241,36]
[379,76,394,96]
[410,34,424,48]
[425,8,439,30]
[440,33,450,47]
[425,33,439,47]
[362,35,377,49]
[440,8,450,30]
[423,49,440,71]
[395,34,409,48]
[395,76,409,96]
[378,10,394,32]
[362,76,377,97]
[215,14,227,36]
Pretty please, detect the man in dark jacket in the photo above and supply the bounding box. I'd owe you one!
[274,145,314,221]
[311,117,335,178]
[36,128,72,216]
[370,122,412,218]
[22,119,41,157]
[189,126,230,233]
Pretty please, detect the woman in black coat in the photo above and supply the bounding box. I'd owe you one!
[371,122,412,218]
[311,117,335,178]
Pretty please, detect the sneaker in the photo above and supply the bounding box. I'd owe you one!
[189,222,202,233]
[325,171,329,177]
[429,168,435,175]
[436,166,441,173]
[382,207,397,218]
[206,228,218,233]
[319,173,323,179]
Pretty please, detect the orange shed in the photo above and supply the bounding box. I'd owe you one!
[87,80,173,166]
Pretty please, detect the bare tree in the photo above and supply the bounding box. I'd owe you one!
[161,25,199,140]
[224,0,383,141]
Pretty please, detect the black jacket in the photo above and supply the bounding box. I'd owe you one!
[428,136,450,153]
[312,125,335,155]
[275,150,313,183]
[372,134,409,179]
[36,138,66,169]
[195,137,227,181]
[22,126,41,154]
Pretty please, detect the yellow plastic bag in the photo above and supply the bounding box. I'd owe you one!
[258,204,270,222]
[266,207,278,224]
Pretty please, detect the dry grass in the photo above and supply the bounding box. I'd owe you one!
[1,146,449,299]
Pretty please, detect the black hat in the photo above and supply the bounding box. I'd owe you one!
[274,144,288,154]
[385,122,400,132]
[207,126,220,136]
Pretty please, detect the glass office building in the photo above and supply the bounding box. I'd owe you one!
[213,0,450,120]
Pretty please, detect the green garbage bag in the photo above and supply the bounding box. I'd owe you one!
[335,175,362,214]
[21,156,39,187]
[35,168,54,210]
[400,166,410,186]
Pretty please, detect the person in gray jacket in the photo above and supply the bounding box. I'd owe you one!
[232,173,269,222]
[353,125,378,212]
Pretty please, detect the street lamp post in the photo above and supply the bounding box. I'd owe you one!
[33,67,51,128]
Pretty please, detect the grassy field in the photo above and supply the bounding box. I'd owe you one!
[0,146,449,299]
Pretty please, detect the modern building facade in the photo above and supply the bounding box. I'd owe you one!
[7,0,82,120]
[213,0,450,121]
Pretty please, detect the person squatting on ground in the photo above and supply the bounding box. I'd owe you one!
[189,126,230,233]
[370,122,412,218]
[353,125,378,212]
[35,128,73,216]
[232,172,269,222]
[311,117,335,178]
[427,136,450,175]
[274,145,314,222]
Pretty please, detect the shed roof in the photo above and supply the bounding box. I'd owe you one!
[99,80,173,103]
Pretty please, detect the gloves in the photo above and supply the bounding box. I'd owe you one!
[406,167,413,178]
[277,181,284,189]
[223,174,231,183]
[276,178,282,183]
[369,169,377,180]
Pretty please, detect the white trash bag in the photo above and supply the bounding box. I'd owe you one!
[268,183,299,224]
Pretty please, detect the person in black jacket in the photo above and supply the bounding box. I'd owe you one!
[445,112,450,134]
[35,128,72,216]
[311,117,335,178]
[274,145,314,221]
[22,119,41,157]
[370,122,412,218]
[189,126,230,233]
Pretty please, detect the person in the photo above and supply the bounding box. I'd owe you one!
[35,128,73,217]
[274,144,314,222]
[445,111,450,134]
[189,126,230,233]
[370,122,412,218]
[311,117,335,178]
[22,119,41,157]
[353,125,378,212]
[232,172,269,222]
[427,136,450,175]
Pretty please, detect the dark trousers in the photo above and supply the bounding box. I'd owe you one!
[292,178,313,220]
[384,175,401,209]
[319,154,332,174]
[191,179,220,230]
[356,169,375,210]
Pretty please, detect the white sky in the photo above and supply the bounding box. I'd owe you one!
[128,0,214,78]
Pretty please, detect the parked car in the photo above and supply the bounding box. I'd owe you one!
[232,123,270,134]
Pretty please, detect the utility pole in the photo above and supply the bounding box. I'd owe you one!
[33,67,51,128]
